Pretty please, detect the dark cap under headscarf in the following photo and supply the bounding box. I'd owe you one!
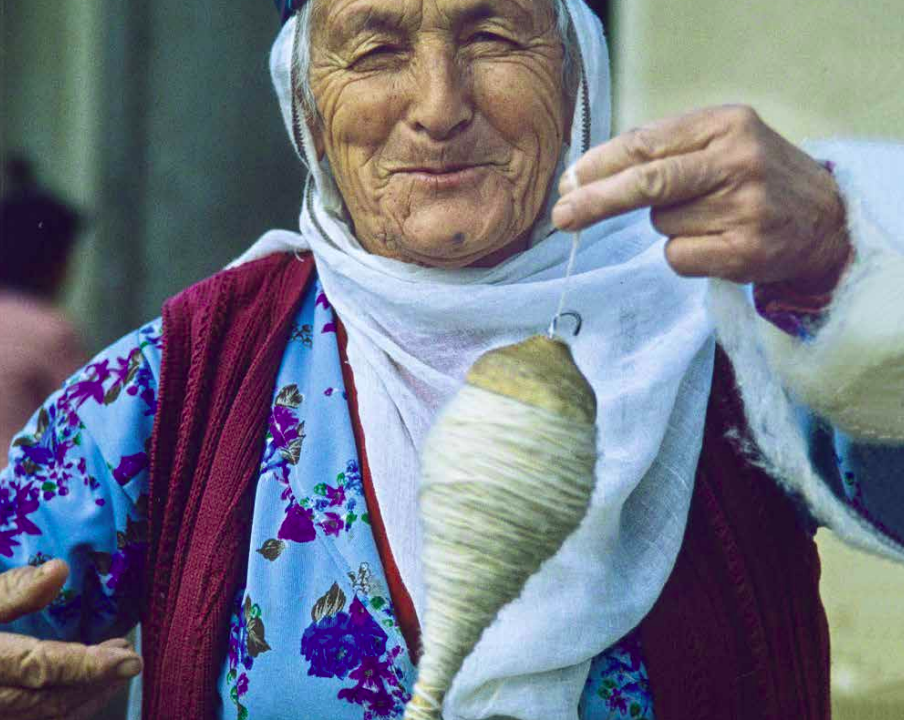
[274,0,304,24]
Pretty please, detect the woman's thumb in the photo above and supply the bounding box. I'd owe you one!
[0,560,70,623]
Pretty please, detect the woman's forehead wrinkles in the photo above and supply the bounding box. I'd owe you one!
[435,0,538,29]
[322,0,542,47]
[323,1,417,48]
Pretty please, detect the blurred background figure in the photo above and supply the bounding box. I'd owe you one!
[0,157,87,453]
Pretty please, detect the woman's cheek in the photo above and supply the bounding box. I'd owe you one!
[329,80,400,148]
[473,63,564,213]
[474,63,562,150]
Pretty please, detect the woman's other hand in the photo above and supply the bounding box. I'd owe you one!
[0,559,142,719]
[553,105,851,288]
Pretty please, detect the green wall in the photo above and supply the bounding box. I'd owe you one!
[2,2,304,351]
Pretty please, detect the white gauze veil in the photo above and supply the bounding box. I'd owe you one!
[235,2,716,718]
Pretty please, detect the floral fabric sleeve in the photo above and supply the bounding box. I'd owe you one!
[0,320,162,643]
[798,406,904,543]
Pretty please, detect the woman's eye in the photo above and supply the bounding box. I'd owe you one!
[469,31,514,46]
[352,45,403,68]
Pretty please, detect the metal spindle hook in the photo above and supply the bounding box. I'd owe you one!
[550,311,583,338]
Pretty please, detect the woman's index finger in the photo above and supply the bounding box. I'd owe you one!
[561,108,724,195]
[555,150,724,231]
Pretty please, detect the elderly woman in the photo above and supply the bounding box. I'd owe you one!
[1,0,903,719]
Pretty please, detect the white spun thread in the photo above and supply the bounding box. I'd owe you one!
[549,165,583,339]
[404,385,597,720]
[548,231,582,339]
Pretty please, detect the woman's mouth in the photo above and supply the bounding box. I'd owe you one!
[396,165,488,190]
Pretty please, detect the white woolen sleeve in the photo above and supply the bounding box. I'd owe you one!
[755,140,904,443]
[707,139,904,564]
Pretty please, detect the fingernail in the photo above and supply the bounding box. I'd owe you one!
[37,559,63,577]
[559,173,576,196]
[552,201,575,230]
[103,648,142,676]
[115,656,143,678]
[559,164,581,197]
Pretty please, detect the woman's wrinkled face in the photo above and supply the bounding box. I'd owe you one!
[307,0,569,267]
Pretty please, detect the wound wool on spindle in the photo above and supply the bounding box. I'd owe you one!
[404,335,598,720]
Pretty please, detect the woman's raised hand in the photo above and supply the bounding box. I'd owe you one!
[553,105,851,289]
[0,560,141,719]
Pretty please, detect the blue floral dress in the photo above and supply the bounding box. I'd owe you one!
[1,273,902,720]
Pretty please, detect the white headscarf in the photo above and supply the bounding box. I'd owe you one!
[236,2,715,718]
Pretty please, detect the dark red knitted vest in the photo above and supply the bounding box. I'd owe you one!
[640,348,831,719]
[146,251,830,720]
[144,253,315,720]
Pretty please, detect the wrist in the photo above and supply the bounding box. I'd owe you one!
[794,160,852,291]
[753,159,855,338]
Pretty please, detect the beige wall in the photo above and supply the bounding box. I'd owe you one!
[612,2,904,143]
[610,3,904,715]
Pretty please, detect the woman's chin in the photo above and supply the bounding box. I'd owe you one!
[392,243,494,269]
[396,198,516,268]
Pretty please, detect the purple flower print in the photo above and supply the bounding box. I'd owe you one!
[269,406,300,449]
[587,629,653,720]
[110,355,133,387]
[41,439,78,499]
[112,453,148,486]
[319,512,344,537]
[326,484,346,507]
[343,460,363,494]
[301,597,388,680]
[337,653,409,717]
[140,323,162,348]
[0,481,39,531]
[228,595,253,672]
[64,362,110,408]
[606,686,628,714]
[315,290,331,310]
[89,516,148,602]
[235,673,249,698]
[126,365,157,416]
[301,614,364,679]
[267,390,305,464]
[337,683,395,715]
[278,503,316,543]
[0,530,20,558]
[0,482,42,556]
[225,590,270,720]
[105,542,146,593]
[14,405,72,489]
[347,596,379,632]
[61,347,155,416]
[19,443,53,466]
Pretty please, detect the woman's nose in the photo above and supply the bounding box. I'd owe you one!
[406,49,473,140]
